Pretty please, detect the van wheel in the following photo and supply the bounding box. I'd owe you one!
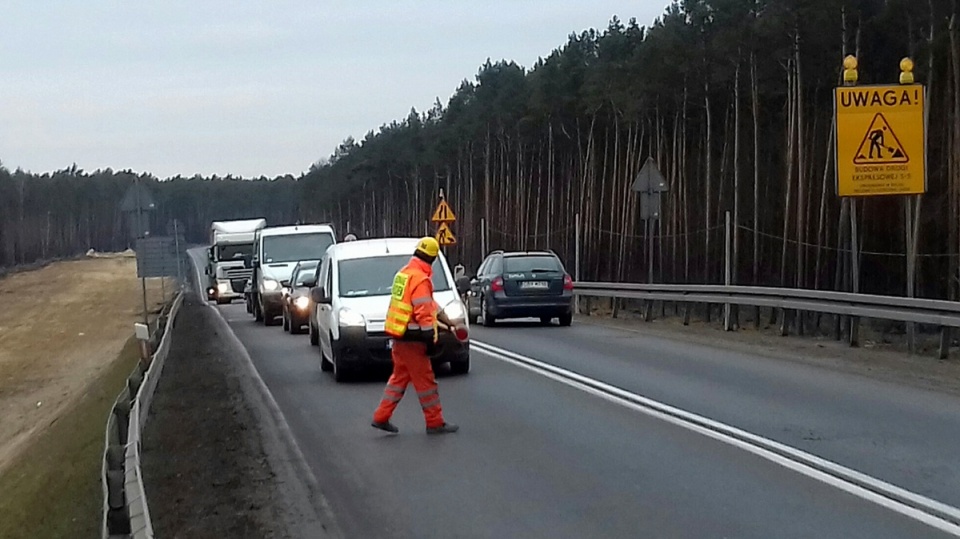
[254,300,264,322]
[331,338,349,382]
[309,323,319,346]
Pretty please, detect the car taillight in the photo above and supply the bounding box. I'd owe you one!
[563,274,574,290]
[454,326,469,342]
[491,277,504,292]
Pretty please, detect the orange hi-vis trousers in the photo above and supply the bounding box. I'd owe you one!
[373,341,444,428]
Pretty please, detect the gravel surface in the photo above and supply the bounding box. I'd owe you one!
[142,297,338,538]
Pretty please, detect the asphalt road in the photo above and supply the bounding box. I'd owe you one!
[192,250,960,538]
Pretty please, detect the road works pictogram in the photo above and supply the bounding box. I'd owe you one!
[853,113,908,165]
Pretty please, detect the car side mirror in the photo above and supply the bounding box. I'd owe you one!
[455,276,471,296]
[280,280,291,288]
[311,286,331,305]
[207,247,214,261]
[302,277,317,288]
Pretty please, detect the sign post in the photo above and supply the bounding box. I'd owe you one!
[431,190,457,252]
[632,157,669,321]
[834,55,926,352]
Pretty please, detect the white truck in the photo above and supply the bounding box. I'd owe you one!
[206,218,267,304]
[250,223,337,325]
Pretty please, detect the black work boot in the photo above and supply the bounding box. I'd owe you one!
[371,421,399,433]
[426,423,459,435]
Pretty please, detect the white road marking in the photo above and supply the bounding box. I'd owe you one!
[472,339,960,536]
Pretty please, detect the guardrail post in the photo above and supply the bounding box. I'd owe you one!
[682,302,691,326]
[612,297,619,319]
[849,316,860,347]
[644,300,653,322]
[778,309,791,336]
[939,327,951,359]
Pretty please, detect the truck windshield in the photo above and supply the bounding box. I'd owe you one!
[216,243,253,262]
[262,233,334,264]
[338,255,450,298]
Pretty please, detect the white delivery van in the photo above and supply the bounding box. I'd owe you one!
[251,224,336,325]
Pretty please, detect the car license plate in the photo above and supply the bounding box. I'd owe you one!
[521,281,549,289]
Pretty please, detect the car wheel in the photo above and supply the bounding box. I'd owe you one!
[481,296,496,327]
[291,319,303,335]
[320,343,333,372]
[245,297,253,314]
[216,298,230,305]
[309,322,319,346]
[539,316,553,326]
[254,300,264,322]
[559,313,573,327]
[282,309,290,332]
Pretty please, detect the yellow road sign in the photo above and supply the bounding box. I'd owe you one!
[436,222,457,246]
[835,84,925,197]
[431,199,456,223]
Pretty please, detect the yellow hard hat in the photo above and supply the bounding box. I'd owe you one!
[415,236,440,258]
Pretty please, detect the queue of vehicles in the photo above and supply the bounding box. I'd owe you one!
[207,220,574,383]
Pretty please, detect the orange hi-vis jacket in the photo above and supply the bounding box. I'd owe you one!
[385,257,438,343]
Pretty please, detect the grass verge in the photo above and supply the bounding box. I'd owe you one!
[0,337,140,539]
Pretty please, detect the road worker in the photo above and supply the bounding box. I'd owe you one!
[372,237,459,434]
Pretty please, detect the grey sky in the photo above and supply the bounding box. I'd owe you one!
[2,1,665,179]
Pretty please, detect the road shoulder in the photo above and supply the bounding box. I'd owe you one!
[577,310,960,397]
[141,297,340,538]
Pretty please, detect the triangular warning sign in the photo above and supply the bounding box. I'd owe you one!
[431,199,456,223]
[436,222,457,246]
[853,113,909,165]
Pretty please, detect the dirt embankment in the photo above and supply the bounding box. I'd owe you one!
[0,257,169,473]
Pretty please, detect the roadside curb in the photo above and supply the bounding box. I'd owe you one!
[100,291,184,539]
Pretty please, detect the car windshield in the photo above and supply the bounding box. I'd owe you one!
[294,265,318,286]
[504,255,562,273]
[217,243,252,262]
[262,233,334,264]
[338,255,451,298]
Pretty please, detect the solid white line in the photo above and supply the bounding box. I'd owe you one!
[472,339,960,536]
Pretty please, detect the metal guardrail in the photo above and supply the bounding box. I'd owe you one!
[102,291,184,539]
[574,282,960,359]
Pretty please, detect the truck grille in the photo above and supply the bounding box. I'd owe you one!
[224,268,252,280]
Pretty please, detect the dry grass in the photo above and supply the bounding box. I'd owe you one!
[0,257,171,472]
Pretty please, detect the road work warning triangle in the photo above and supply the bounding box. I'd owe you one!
[435,222,457,246]
[431,199,456,223]
[853,113,908,165]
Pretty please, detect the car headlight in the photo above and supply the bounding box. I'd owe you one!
[294,296,310,310]
[217,282,230,294]
[442,300,467,323]
[338,308,366,327]
[262,279,279,291]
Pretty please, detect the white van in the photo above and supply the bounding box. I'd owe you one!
[251,224,336,325]
[308,237,470,382]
